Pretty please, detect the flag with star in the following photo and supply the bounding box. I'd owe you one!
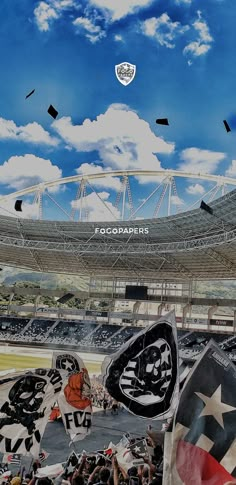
[129,439,148,457]
[52,351,92,443]
[102,311,179,419]
[163,340,236,485]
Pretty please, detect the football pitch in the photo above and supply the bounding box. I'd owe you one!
[0,347,103,374]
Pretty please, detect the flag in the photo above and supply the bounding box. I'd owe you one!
[102,311,179,419]
[35,463,64,478]
[52,351,92,443]
[0,464,8,475]
[164,341,236,485]
[67,451,79,467]
[39,449,49,463]
[0,368,63,457]
[129,439,148,457]
[116,445,145,472]
[2,453,21,465]
[104,442,117,456]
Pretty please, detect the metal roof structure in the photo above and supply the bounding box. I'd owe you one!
[1,188,236,280]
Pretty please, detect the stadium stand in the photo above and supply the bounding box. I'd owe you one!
[79,324,126,349]
[0,316,30,341]
[0,316,236,360]
[45,320,98,345]
[108,325,141,351]
[22,319,56,343]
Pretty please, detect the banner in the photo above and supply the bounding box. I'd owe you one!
[0,368,63,457]
[210,319,233,327]
[164,341,236,484]
[52,351,92,443]
[85,311,108,317]
[102,311,179,419]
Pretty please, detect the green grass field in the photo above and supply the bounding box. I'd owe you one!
[0,353,101,373]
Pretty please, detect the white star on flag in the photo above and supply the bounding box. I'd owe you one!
[195,384,236,428]
[162,346,170,365]
[134,446,141,453]
[64,360,73,371]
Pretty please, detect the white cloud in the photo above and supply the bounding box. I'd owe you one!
[34,1,59,31]
[0,118,58,146]
[225,160,236,177]
[179,148,225,174]
[76,163,121,190]
[0,199,40,219]
[73,16,106,43]
[89,0,154,21]
[175,0,192,4]
[71,191,120,221]
[171,195,184,206]
[0,154,62,190]
[114,34,124,42]
[141,13,189,48]
[34,0,76,31]
[52,104,174,182]
[186,183,205,195]
[184,11,213,59]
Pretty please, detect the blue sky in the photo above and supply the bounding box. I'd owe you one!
[0,0,235,221]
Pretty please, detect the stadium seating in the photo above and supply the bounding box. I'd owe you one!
[0,315,235,361]
[45,320,98,345]
[108,326,141,351]
[0,316,30,341]
[21,319,56,342]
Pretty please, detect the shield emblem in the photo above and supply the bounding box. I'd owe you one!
[115,62,136,86]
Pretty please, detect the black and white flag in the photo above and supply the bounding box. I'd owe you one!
[129,439,148,457]
[102,311,179,419]
[52,351,92,443]
[0,368,63,457]
[163,341,236,485]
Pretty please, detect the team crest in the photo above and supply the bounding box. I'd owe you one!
[115,62,136,86]
[55,354,81,374]
[102,313,178,419]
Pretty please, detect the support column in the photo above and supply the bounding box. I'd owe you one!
[34,295,41,316]
[85,298,92,310]
[7,293,15,315]
[158,303,165,316]
[208,305,218,322]
[133,301,141,324]
[234,310,236,334]
[182,303,191,327]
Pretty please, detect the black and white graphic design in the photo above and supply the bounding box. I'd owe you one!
[55,354,82,374]
[0,368,63,456]
[102,311,179,419]
[52,351,92,443]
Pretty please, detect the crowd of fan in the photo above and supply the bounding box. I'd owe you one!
[0,427,165,485]
[1,316,236,361]
[0,317,140,352]
[91,379,119,415]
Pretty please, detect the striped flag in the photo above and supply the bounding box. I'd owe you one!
[163,341,236,484]
[39,450,49,463]
[3,454,21,466]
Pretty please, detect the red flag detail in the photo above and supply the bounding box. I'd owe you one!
[176,440,234,485]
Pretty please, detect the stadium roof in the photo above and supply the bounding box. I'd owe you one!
[1,189,236,280]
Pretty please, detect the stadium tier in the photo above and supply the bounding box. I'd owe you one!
[0,315,236,362]
[1,189,236,278]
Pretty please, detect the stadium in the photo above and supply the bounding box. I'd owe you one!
[1,0,236,482]
[1,168,236,483]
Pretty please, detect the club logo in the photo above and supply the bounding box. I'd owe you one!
[56,354,81,374]
[115,62,136,86]
[104,321,178,419]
